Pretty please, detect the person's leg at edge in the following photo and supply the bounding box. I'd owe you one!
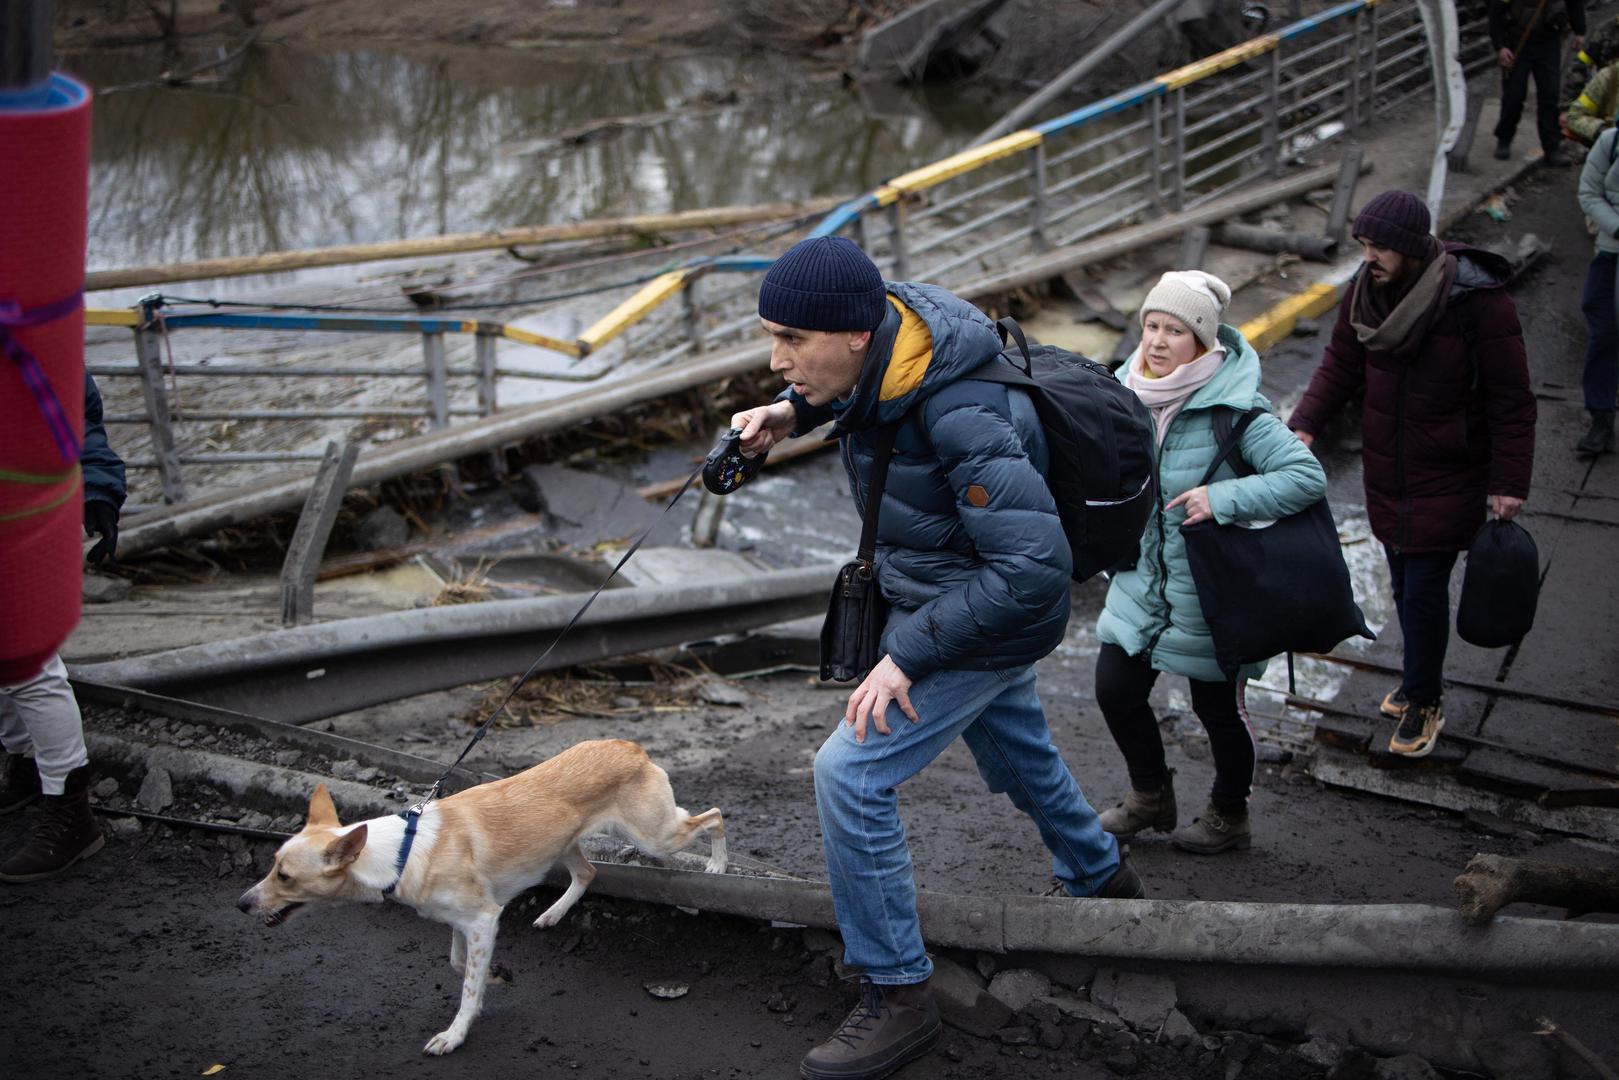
[1093,643,1177,837]
[958,666,1124,897]
[0,656,88,794]
[0,655,101,882]
[1579,252,1618,453]
[1384,546,1413,696]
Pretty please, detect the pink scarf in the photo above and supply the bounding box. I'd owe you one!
[1124,346,1225,446]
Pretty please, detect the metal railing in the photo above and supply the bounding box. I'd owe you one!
[86,0,1491,506]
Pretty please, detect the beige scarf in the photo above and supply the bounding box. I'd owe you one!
[1124,345,1225,446]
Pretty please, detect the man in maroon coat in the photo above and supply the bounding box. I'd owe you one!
[1288,190,1536,758]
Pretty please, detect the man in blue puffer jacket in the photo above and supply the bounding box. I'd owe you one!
[732,237,1136,1080]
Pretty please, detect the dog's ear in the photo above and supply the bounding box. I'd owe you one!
[306,784,341,829]
[323,823,368,871]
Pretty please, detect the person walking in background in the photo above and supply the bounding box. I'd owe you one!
[1094,271,1326,855]
[0,373,124,882]
[1565,57,1619,145]
[1492,0,1587,166]
[1287,191,1536,759]
[1577,125,1619,455]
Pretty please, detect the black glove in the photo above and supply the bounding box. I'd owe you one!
[84,499,119,565]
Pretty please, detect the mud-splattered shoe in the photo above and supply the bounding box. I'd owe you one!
[1389,701,1444,758]
[1098,771,1176,837]
[800,979,940,1080]
[1170,804,1251,854]
[1379,687,1409,719]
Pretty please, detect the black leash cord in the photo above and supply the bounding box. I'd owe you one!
[415,460,707,807]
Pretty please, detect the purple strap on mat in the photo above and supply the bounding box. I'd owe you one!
[1,291,85,466]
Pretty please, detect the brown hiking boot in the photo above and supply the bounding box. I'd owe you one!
[1170,803,1251,854]
[1045,853,1148,899]
[800,979,941,1080]
[0,765,104,882]
[0,752,42,814]
[1389,701,1444,758]
[1098,771,1176,837]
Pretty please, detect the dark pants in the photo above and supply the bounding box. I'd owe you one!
[1581,252,1619,413]
[1495,35,1563,154]
[1384,548,1460,707]
[1094,642,1255,815]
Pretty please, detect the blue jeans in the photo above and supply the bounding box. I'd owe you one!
[1581,252,1618,414]
[813,662,1120,985]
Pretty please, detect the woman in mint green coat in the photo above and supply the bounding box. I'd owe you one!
[1094,271,1326,854]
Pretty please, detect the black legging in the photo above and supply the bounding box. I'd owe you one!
[1094,642,1255,815]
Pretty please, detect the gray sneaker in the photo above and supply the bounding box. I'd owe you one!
[1098,771,1176,837]
[1170,803,1251,854]
[800,979,941,1080]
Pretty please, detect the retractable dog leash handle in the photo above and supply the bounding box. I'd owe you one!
[702,427,769,494]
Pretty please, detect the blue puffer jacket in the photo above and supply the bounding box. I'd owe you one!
[784,282,1070,678]
[83,373,126,510]
[1096,325,1327,683]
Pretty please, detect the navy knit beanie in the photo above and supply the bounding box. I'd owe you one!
[757,236,888,332]
[1352,190,1432,259]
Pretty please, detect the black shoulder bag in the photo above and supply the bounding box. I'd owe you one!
[1179,407,1373,688]
[820,426,898,682]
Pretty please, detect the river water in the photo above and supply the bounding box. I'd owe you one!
[65,42,995,274]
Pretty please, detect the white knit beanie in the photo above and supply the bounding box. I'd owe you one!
[1139,270,1232,353]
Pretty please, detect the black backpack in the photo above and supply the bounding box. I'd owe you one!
[966,319,1156,582]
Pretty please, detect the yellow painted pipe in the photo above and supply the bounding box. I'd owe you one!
[1159,32,1281,91]
[575,268,694,355]
[885,130,1043,195]
[85,308,140,327]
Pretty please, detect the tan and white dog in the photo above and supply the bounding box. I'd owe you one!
[237,738,726,1055]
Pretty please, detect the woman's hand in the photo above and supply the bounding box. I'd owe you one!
[1167,485,1214,526]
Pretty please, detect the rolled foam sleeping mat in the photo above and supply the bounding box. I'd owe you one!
[0,74,92,685]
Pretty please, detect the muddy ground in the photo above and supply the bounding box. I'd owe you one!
[5,165,1617,1078]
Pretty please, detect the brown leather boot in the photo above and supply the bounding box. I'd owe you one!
[0,764,104,882]
[0,752,42,814]
[800,979,941,1080]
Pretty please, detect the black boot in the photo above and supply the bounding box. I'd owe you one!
[0,764,103,882]
[0,752,42,814]
[1576,411,1615,456]
[800,979,941,1080]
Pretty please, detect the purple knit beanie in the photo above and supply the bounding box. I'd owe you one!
[1352,190,1432,258]
[758,236,888,332]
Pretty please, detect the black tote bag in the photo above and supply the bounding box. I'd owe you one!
[1179,409,1373,680]
[820,426,897,683]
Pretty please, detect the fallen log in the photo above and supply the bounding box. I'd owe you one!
[1454,853,1619,925]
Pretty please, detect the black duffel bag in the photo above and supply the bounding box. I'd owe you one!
[1456,519,1539,648]
[1179,408,1373,683]
[820,426,897,682]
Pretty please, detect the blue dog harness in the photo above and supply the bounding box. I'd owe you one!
[382,806,423,897]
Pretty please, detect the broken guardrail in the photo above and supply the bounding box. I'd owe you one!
[69,564,836,723]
